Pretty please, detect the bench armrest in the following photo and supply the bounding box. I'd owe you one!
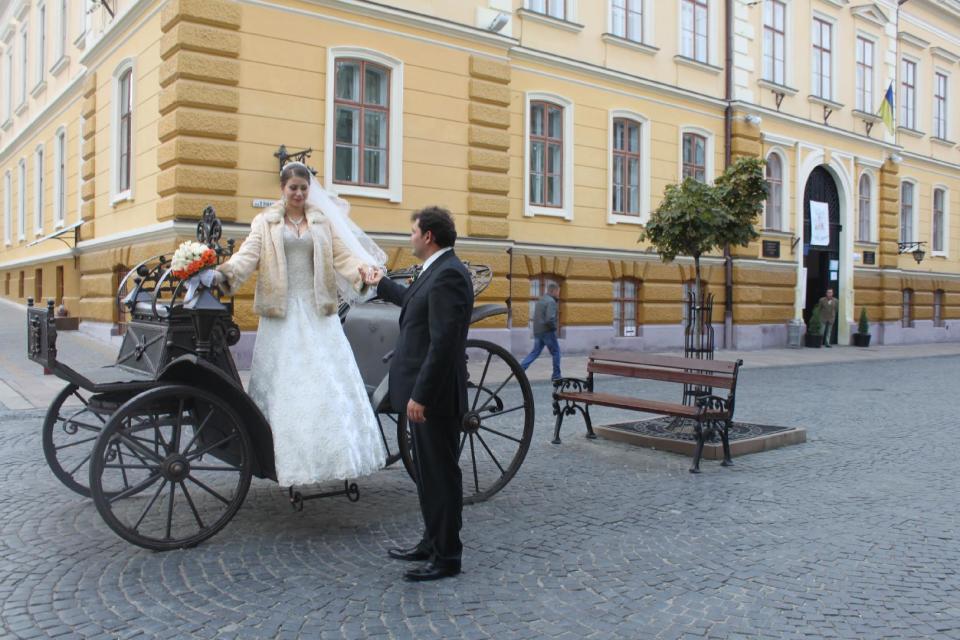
[552,376,590,395]
[695,394,731,415]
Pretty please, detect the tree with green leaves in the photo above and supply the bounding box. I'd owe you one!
[640,156,768,308]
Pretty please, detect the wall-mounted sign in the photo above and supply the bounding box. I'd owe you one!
[829,259,839,271]
[252,199,276,208]
[863,251,876,265]
[762,240,781,258]
[810,201,830,246]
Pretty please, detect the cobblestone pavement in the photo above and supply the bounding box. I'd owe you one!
[1,352,959,639]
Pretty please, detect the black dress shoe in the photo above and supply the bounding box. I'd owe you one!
[388,545,431,562]
[404,561,461,582]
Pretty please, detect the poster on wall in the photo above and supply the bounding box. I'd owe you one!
[810,201,830,246]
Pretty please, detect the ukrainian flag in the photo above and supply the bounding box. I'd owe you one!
[877,83,895,134]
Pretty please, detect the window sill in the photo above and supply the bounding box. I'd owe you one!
[525,203,572,221]
[807,95,844,111]
[516,9,584,33]
[327,182,401,204]
[898,126,924,139]
[761,228,793,239]
[110,190,133,206]
[855,240,879,247]
[852,110,880,124]
[30,81,47,99]
[930,251,949,258]
[49,56,68,76]
[601,33,658,55]
[1,118,11,131]
[757,79,798,96]
[931,136,955,147]
[54,220,65,230]
[14,101,28,117]
[73,30,87,50]
[673,55,722,75]
[608,213,646,226]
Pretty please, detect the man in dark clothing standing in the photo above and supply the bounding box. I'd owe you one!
[817,287,838,347]
[362,207,474,582]
[520,282,562,380]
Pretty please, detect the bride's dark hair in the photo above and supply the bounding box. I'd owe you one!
[280,162,312,187]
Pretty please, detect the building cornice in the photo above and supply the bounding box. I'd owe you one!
[898,30,930,50]
[0,71,82,161]
[511,47,728,110]
[930,46,960,64]
[735,101,898,153]
[11,0,28,21]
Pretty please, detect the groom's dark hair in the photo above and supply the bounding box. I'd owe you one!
[411,206,457,248]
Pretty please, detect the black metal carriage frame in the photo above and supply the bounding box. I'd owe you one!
[28,206,534,551]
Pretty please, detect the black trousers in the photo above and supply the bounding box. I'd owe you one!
[410,415,462,566]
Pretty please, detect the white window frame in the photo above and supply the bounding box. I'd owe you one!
[323,47,403,204]
[608,109,650,225]
[526,0,577,22]
[110,58,135,205]
[524,91,574,221]
[764,148,788,231]
[75,0,87,49]
[811,13,836,101]
[679,0,718,65]
[34,1,46,88]
[33,144,44,235]
[931,185,949,257]
[678,126,715,184]
[54,125,66,227]
[900,55,919,132]
[932,69,949,141]
[762,0,787,87]
[608,0,650,45]
[2,46,12,125]
[3,171,11,245]
[17,159,26,241]
[54,0,67,62]
[900,178,917,244]
[854,32,876,113]
[18,25,28,108]
[857,170,877,243]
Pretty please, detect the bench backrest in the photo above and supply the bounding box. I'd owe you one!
[586,350,741,390]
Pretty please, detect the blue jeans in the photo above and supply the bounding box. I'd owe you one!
[520,331,562,380]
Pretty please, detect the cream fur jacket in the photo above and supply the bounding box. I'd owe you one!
[217,203,367,318]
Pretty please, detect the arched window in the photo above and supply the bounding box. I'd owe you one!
[525,92,573,219]
[900,181,915,243]
[902,288,913,329]
[17,159,25,241]
[3,171,10,245]
[34,145,44,235]
[933,188,946,254]
[858,174,872,243]
[682,132,707,182]
[111,59,135,203]
[612,118,642,216]
[613,278,641,337]
[54,126,66,226]
[765,153,782,229]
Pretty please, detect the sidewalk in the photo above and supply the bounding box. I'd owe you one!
[3,296,959,409]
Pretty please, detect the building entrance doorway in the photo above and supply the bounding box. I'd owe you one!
[803,166,841,345]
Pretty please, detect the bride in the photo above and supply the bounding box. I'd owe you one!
[214,162,387,487]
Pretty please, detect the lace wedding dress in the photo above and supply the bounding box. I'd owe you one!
[247,226,386,486]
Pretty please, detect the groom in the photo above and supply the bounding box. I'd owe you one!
[362,206,474,581]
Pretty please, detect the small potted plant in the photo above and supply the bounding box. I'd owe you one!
[805,303,824,348]
[853,307,871,347]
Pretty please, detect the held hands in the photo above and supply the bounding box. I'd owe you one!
[359,265,384,286]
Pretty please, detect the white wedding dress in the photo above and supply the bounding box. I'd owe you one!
[247,226,386,487]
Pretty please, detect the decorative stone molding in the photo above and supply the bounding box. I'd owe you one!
[78,73,97,241]
[466,55,510,240]
[157,0,241,222]
[877,159,899,269]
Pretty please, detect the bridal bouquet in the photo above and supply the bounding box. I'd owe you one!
[171,240,216,279]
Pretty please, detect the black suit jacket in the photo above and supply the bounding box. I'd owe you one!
[377,250,474,418]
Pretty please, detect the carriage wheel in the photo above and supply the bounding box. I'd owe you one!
[42,384,131,498]
[89,385,252,551]
[398,339,535,504]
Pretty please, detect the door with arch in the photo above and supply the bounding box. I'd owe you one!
[803,166,841,344]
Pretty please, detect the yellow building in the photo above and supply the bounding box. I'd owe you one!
[0,0,958,359]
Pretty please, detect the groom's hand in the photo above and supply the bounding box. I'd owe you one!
[360,265,384,286]
[407,399,426,424]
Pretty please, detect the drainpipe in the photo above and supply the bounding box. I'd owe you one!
[723,0,734,348]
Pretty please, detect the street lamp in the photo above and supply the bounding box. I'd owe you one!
[897,241,926,264]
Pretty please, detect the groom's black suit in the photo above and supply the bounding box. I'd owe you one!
[377,249,474,567]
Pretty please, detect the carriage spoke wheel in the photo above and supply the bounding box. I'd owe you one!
[89,385,252,551]
[42,384,133,498]
[398,339,534,505]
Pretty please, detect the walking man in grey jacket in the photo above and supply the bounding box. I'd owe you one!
[520,283,562,380]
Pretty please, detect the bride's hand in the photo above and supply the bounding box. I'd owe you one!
[359,265,383,286]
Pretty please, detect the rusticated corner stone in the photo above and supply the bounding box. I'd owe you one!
[160,50,240,87]
[467,217,509,238]
[469,79,511,106]
[159,80,239,114]
[161,0,242,32]
[157,194,237,221]
[469,56,511,84]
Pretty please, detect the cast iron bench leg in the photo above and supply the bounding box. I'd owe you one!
[582,405,596,439]
[551,409,565,445]
[720,418,734,466]
[690,420,705,474]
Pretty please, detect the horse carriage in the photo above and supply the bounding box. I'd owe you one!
[27,207,534,551]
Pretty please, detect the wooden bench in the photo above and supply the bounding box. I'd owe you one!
[551,350,744,473]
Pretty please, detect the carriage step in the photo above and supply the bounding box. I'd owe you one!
[288,481,360,511]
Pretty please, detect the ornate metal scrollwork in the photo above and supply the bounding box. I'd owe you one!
[196,205,222,248]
